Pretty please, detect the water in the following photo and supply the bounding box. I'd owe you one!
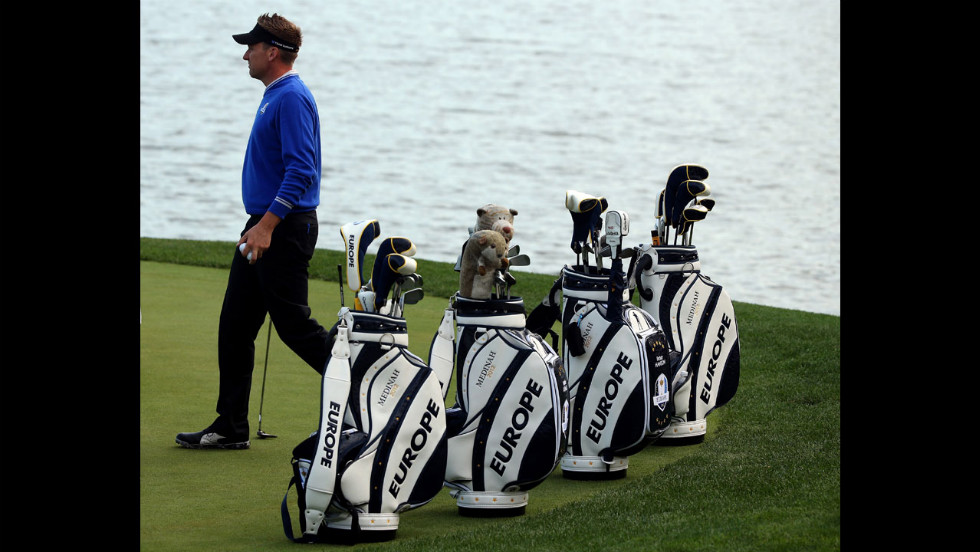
[140,0,840,316]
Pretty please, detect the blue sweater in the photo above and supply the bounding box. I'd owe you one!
[241,73,321,218]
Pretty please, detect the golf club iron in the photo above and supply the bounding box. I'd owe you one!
[390,272,421,316]
[507,253,531,267]
[503,270,517,299]
[396,287,424,317]
[494,269,508,298]
[256,316,277,439]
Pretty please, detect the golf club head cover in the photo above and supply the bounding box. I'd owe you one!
[442,294,570,517]
[372,237,416,288]
[663,164,709,225]
[565,190,608,253]
[633,244,740,445]
[559,264,674,479]
[603,210,630,259]
[370,254,417,312]
[694,195,716,211]
[282,308,448,544]
[676,203,710,237]
[340,220,382,308]
[668,180,711,230]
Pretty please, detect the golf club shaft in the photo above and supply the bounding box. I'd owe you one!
[337,264,345,307]
[258,317,272,434]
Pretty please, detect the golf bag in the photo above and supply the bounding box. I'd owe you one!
[428,294,569,516]
[556,261,674,479]
[281,308,448,543]
[633,244,740,444]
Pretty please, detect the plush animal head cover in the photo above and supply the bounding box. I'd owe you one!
[475,204,518,243]
[459,229,509,299]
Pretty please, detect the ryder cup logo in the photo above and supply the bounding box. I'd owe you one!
[654,374,669,411]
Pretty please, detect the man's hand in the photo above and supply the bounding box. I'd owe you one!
[236,212,283,264]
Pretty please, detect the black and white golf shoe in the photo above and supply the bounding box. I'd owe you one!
[176,427,250,450]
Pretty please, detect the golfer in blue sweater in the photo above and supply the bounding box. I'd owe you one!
[177,13,332,450]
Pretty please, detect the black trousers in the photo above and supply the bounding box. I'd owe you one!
[214,211,331,437]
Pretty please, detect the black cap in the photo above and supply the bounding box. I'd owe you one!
[232,23,299,52]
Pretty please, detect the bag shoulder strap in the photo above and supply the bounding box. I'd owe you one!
[281,477,313,543]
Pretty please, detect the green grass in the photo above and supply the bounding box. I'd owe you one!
[140,238,840,551]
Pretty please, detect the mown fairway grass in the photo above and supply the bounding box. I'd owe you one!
[140,238,840,551]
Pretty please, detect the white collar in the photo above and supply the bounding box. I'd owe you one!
[267,70,299,90]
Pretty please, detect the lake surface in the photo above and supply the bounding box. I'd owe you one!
[140,0,840,316]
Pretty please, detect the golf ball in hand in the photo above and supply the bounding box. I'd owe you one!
[239,243,253,261]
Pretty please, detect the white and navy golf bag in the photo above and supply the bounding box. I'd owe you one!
[556,260,674,479]
[633,244,740,444]
[281,308,448,543]
[428,294,569,516]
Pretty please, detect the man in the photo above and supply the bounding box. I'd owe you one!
[176,13,332,450]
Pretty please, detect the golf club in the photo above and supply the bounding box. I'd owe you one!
[679,205,710,245]
[655,189,666,245]
[369,238,416,314]
[339,219,381,310]
[595,235,604,271]
[603,210,629,260]
[404,273,423,300]
[683,195,715,245]
[503,270,517,299]
[566,190,608,268]
[597,241,637,259]
[669,179,711,234]
[396,287,424,317]
[371,237,416,289]
[256,316,277,439]
[663,164,709,242]
[507,253,531,267]
[337,264,345,307]
[494,269,508,298]
[695,196,716,211]
[358,289,378,313]
[390,273,418,316]
[371,253,417,312]
[685,196,714,245]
